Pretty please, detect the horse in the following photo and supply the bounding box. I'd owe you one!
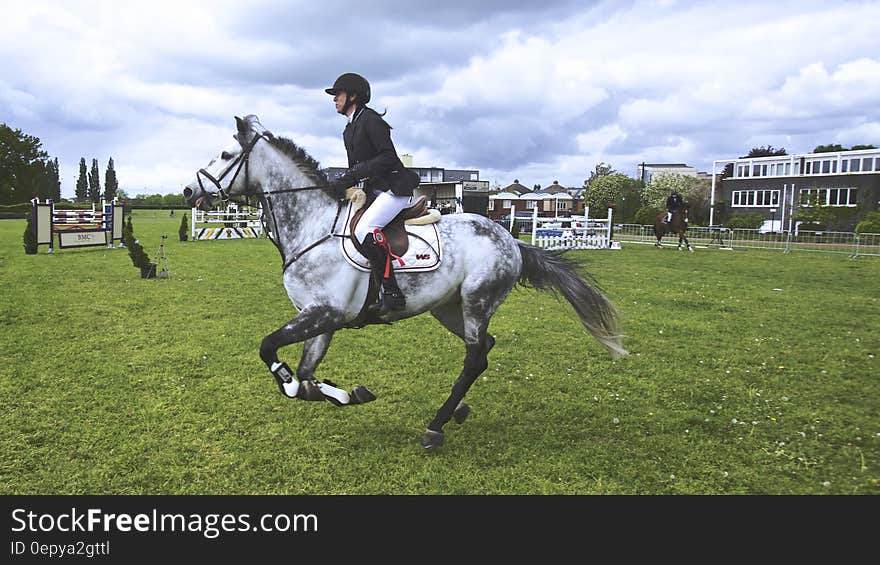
[183,115,627,449]
[654,205,694,252]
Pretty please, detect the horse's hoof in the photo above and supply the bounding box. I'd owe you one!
[350,385,377,405]
[421,429,445,449]
[453,401,470,424]
[296,380,325,401]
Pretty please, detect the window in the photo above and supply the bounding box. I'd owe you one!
[850,159,860,172]
[502,199,511,208]
[737,165,750,177]
[841,160,848,173]
[875,158,880,172]
[525,200,536,210]
[488,200,495,211]
[753,164,767,177]
[822,160,831,174]
[556,200,570,211]
[799,187,857,206]
[731,190,780,208]
[784,162,791,175]
[863,158,873,172]
[831,160,837,173]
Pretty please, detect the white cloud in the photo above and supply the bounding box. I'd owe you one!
[1,0,878,195]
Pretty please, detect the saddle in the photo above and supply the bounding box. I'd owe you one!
[349,195,429,257]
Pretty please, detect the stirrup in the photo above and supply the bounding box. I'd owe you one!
[382,287,406,311]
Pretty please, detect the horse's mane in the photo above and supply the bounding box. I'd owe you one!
[266,135,329,187]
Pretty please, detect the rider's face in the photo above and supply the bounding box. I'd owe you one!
[334,91,351,115]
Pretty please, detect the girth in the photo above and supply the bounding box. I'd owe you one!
[349,195,428,257]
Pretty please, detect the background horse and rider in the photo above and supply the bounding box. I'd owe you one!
[654,204,694,252]
[184,115,627,449]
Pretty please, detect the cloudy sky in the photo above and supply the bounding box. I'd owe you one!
[2,0,879,197]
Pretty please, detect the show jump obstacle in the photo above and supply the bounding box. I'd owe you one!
[190,202,264,240]
[31,198,124,253]
[530,206,620,251]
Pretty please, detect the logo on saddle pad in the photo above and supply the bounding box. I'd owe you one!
[340,201,442,273]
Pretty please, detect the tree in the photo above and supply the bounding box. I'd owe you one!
[122,215,151,270]
[104,157,118,202]
[850,144,877,151]
[179,212,189,241]
[76,158,88,201]
[23,211,38,253]
[88,158,101,203]
[585,162,616,187]
[813,144,846,153]
[583,173,642,222]
[35,159,60,201]
[747,145,787,158]
[533,184,542,191]
[162,193,186,207]
[0,123,49,204]
[855,212,880,234]
[49,158,61,201]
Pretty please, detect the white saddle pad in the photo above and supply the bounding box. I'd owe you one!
[340,202,442,273]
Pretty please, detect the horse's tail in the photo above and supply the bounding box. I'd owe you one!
[516,241,628,359]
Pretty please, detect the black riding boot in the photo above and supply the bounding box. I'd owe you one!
[362,232,406,313]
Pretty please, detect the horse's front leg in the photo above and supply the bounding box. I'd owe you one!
[296,332,377,406]
[258,306,372,405]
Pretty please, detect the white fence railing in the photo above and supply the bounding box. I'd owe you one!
[530,207,618,250]
[612,223,880,257]
[191,205,264,240]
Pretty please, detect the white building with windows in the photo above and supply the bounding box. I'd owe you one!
[710,148,880,230]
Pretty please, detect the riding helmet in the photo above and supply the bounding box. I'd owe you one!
[325,73,371,104]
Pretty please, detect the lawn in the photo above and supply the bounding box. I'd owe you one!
[1,210,878,494]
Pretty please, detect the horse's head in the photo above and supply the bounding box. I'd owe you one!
[184,115,272,211]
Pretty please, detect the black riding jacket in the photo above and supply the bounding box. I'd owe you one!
[337,106,419,197]
[666,194,683,211]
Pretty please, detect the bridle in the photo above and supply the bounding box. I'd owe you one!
[196,132,347,272]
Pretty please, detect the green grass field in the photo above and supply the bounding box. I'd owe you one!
[1,211,878,494]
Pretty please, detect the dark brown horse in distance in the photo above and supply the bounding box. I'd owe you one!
[654,205,694,252]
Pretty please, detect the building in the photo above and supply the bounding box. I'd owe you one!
[710,148,880,230]
[637,163,698,184]
[487,179,532,220]
[488,180,578,219]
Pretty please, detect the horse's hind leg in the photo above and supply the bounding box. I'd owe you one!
[429,302,496,426]
[422,288,507,449]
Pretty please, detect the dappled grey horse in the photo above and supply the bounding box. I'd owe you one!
[184,115,627,448]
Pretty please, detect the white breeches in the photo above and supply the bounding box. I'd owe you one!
[354,189,415,243]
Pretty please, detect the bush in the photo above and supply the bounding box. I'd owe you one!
[511,218,521,238]
[724,214,765,229]
[634,206,662,225]
[122,216,151,269]
[23,211,37,253]
[855,212,880,234]
[179,212,189,241]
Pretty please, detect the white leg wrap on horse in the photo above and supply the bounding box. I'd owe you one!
[318,381,351,405]
[271,361,300,398]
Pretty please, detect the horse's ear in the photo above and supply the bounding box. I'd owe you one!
[234,115,252,147]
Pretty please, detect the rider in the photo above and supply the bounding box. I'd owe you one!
[665,190,683,224]
[325,73,419,314]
